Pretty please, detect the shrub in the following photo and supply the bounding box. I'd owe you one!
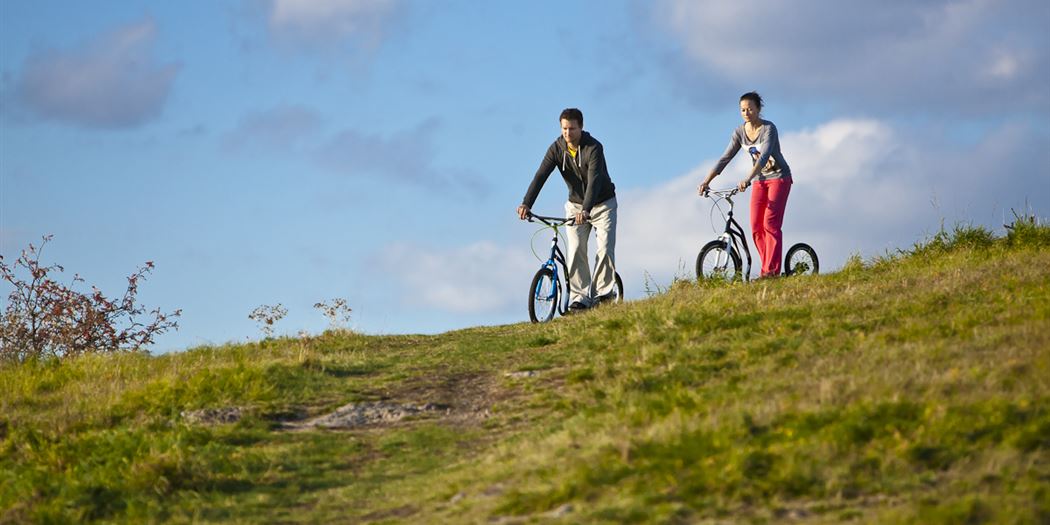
[0,235,180,363]
[248,304,287,338]
[313,298,352,331]
[1004,209,1050,248]
[907,212,1049,259]
[910,222,996,257]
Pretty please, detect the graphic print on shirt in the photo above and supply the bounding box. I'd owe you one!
[748,146,777,172]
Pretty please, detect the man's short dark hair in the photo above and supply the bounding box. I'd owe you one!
[559,108,583,127]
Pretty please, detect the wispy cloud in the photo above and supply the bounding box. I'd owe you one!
[222,104,324,153]
[264,0,402,51]
[13,18,180,128]
[650,0,1050,114]
[316,118,487,194]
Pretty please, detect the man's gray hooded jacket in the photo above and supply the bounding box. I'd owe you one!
[522,131,616,213]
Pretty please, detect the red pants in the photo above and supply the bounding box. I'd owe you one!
[750,178,792,277]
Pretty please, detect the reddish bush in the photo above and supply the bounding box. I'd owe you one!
[0,235,180,363]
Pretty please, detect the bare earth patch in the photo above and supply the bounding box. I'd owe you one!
[283,401,451,430]
[180,407,244,425]
[182,370,529,432]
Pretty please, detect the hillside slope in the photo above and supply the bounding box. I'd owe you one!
[2,226,1049,524]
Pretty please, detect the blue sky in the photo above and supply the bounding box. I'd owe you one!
[2,0,1048,352]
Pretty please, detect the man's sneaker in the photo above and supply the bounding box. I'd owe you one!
[594,292,618,306]
[567,301,589,313]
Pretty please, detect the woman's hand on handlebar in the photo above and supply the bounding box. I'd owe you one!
[737,178,751,192]
[698,170,718,196]
[517,204,531,220]
[697,180,710,196]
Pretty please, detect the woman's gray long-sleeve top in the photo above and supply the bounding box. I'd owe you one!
[712,120,792,181]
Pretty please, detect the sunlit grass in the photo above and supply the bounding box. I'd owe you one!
[2,219,1048,523]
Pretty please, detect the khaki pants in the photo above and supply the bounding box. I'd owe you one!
[564,197,617,306]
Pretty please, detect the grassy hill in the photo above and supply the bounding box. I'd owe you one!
[2,222,1049,524]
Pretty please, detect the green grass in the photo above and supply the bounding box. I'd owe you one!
[2,221,1049,524]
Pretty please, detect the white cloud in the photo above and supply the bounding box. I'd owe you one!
[615,168,710,285]
[14,18,179,128]
[651,0,1050,114]
[379,240,533,314]
[984,51,1021,80]
[266,0,400,49]
[778,119,910,214]
[377,118,1047,315]
[616,118,1048,285]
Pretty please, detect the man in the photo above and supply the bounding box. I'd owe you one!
[517,108,618,312]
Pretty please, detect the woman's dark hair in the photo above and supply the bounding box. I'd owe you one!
[740,92,763,111]
[559,108,584,126]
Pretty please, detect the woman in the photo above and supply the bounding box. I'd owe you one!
[698,92,792,278]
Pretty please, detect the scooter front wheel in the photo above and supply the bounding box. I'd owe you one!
[528,267,560,323]
[696,240,742,282]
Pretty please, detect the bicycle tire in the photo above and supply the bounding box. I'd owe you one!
[696,240,742,282]
[528,267,559,323]
[784,243,819,276]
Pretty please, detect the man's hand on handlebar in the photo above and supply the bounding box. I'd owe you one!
[575,210,590,225]
[517,204,531,220]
